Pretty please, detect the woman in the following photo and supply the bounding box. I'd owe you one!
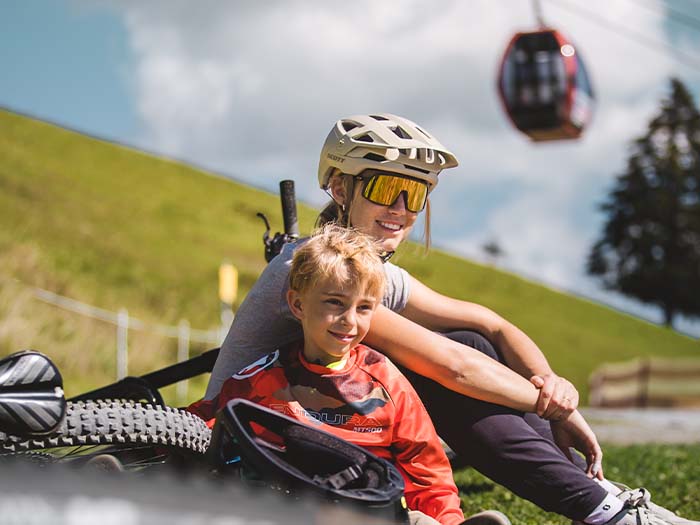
[207,114,693,525]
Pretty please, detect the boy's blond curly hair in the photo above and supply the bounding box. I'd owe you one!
[289,223,386,301]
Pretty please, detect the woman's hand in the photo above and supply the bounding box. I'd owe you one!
[550,409,604,480]
[530,373,579,420]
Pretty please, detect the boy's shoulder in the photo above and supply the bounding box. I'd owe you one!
[354,344,405,386]
[231,349,283,380]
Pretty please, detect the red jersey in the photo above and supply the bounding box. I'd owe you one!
[189,342,464,525]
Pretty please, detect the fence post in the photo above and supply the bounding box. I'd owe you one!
[588,371,604,407]
[177,319,191,405]
[638,357,651,408]
[116,308,129,380]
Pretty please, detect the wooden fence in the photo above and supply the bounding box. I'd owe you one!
[588,357,700,408]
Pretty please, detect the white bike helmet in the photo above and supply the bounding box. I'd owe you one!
[318,114,459,191]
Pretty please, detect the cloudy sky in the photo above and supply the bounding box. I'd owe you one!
[2,0,700,335]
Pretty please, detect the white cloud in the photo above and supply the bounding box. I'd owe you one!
[107,0,699,331]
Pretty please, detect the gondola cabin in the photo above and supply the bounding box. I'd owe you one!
[497,29,595,142]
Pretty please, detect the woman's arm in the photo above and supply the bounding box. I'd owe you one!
[364,305,541,412]
[393,276,578,419]
[366,307,606,473]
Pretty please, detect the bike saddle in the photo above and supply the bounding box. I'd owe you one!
[0,350,66,437]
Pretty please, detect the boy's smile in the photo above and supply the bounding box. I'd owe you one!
[287,280,378,367]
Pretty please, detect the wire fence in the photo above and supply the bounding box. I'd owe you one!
[32,287,224,403]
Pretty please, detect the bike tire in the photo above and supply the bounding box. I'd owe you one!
[0,400,210,456]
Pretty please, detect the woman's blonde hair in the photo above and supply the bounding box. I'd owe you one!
[316,171,433,250]
[289,223,386,301]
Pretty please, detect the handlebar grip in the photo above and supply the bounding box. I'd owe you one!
[279,180,299,237]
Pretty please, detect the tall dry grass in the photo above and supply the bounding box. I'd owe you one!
[0,243,210,403]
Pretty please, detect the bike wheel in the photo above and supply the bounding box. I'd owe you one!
[0,400,211,470]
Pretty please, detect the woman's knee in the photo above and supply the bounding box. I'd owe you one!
[440,330,503,362]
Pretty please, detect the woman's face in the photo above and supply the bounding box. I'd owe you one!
[347,182,419,253]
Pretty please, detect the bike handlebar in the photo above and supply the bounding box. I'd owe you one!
[279,180,299,237]
[258,179,300,263]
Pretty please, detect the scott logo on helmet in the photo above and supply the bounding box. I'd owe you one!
[326,153,344,163]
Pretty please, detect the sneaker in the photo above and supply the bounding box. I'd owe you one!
[462,510,512,525]
[575,487,698,525]
[615,487,699,525]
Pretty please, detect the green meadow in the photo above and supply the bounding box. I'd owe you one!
[1,107,698,400]
[2,107,699,523]
[456,444,700,524]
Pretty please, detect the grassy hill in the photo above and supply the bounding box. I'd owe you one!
[1,107,698,403]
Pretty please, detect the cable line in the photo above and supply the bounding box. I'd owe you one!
[545,0,700,74]
[630,0,700,35]
[532,0,546,27]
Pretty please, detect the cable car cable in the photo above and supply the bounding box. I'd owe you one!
[532,0,547,27]
[544,0,700,73]
[629,0,700,35]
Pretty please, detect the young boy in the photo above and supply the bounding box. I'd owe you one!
[189,224,487,525]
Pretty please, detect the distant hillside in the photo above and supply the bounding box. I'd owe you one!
[1,107,697,402]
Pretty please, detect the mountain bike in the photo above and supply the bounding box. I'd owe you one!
[0,353,406,524]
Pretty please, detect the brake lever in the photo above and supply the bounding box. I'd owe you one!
[257,212,297,263]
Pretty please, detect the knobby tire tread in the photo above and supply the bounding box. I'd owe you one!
[0,400,210,455]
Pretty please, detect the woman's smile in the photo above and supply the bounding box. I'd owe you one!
[376,220,403,232]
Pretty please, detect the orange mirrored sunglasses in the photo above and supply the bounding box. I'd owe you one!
[359,171,429,213]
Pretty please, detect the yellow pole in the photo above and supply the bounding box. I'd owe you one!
[219,262,238,305]
[218,262,238,343]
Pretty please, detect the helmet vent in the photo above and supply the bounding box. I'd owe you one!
[370,115,389,121]
[363,153,386,162]
[341,120,362,133]
[390,126,412,140]
[355,133,375,143]
[403,164,430,174]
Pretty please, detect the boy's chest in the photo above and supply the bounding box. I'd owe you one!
[265,379,395,447]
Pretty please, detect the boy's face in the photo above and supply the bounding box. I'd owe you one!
[287,277,379,366]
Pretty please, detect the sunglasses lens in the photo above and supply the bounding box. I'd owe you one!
[405,181,428,212]
[362,174,428,212]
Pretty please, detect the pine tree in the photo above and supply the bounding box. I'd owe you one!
[587,78,700,328]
